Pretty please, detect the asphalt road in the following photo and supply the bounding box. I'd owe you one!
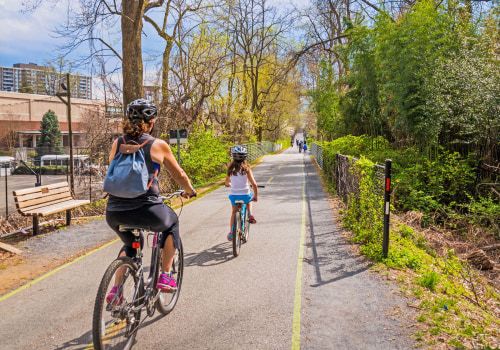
[0,144,416,349]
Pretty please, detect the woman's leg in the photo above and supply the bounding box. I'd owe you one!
[161,235,175,272]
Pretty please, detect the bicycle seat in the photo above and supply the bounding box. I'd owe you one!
[234,200,245,204]
[118,225,151,232]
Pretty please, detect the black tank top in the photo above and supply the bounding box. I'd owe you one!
[106,133,162,211]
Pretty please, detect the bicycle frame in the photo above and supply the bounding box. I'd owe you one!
[117,229,163,316]
[237,203,246,233]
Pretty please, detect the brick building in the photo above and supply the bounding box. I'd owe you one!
[0,91,122,153]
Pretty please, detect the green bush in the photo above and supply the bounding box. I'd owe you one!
[417,271,441,291]
[320,135,481,227]
[169,126,230,186]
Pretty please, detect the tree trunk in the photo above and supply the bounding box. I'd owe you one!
[161,39,174,106]
[122,0,145,112]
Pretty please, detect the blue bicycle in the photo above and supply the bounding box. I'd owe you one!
[231,185,264,257]
[231,199,250,257]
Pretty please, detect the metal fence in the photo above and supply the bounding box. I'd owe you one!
[311,143,392,256]
[230,141,281,162]
[310,143,324,169]
[0,148,109,218]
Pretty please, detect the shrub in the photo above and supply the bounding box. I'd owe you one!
[169,126,229,186]
[417,271,440,291]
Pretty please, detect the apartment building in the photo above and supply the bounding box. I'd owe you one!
[0,63,92,100]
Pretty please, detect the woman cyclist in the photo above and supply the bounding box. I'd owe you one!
[225,146,258,241]
[105,98,196,302]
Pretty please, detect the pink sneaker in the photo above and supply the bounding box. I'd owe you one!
[157,273,177,291]
[106,286,123,306]
[227,232,233,241]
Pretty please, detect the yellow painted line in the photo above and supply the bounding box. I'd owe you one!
[0,238,120,303]
[292,168,306,349]
[85,319,127,349]
[278,166,282,170]
[267,177,274,183]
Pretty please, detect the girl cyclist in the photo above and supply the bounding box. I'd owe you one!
[225,146,258,241]
[105,98,196,302]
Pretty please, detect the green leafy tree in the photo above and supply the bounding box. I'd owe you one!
[36,110,64,156]
[339,22,382,139]
[309,58,342,140]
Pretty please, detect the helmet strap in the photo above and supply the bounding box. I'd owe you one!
[148,119,156,134]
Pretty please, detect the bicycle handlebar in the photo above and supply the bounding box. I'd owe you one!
[160,189,197,201]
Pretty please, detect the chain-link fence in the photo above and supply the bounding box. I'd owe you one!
[230,141,281,162]
[310,143,324,168]
[311,143,392,256]
[0,147,109,218]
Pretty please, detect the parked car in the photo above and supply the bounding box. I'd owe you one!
[0,156,16,176]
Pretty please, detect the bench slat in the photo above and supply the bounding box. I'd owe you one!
[22,200,90,216]
[13,182,70,196]
[16,192,73,210]
[14,187,69,203]
[19,197,77,214]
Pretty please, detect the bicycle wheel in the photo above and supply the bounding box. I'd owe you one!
[232,210,242,257]
[156,240,184,315]
[243,209,250,243]
[93,257,143,350]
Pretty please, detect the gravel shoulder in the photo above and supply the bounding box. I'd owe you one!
[0,219,116,296]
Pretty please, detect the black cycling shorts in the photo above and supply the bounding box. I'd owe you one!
[106,203,180,258]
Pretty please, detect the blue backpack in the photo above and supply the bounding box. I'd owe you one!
[103,136,157,198]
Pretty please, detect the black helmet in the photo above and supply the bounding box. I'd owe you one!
[126,98,157,122]
[231,146,248,161]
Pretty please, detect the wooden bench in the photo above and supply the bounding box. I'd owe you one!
[13,182,90,235]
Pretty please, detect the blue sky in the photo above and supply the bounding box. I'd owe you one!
[0,0,69,67]
[0,0,310,98]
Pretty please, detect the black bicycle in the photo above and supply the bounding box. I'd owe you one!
[92,190,187,349]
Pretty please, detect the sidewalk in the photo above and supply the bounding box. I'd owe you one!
[300,151,417,349]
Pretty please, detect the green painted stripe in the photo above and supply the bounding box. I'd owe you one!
[0,238,120,303]
[292,167,306,349]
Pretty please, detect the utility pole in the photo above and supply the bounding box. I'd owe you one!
[56,73,75,194]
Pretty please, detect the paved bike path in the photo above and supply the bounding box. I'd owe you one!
[0,147,416,349]
[299,149,416,349]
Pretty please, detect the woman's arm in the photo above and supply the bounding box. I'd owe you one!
[153,139,195,194]
[225,175,231,187]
